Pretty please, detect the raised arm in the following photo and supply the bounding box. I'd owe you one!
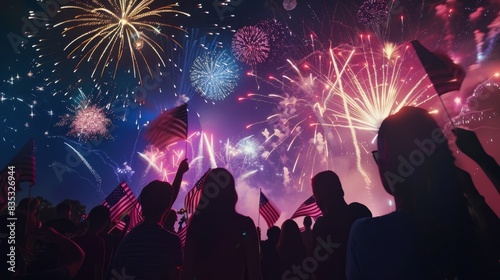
[453,128,500,194]
[171,158,189,207]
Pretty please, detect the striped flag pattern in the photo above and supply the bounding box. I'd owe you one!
[0,138,36,212]
[411,40,466,96]
[128,201,143,230]
[145,103,188,149]
[102,182,136,222]
[177,225,188,247]
[290,195,322,220]
[184,169,211,215]
[259,191,280,227]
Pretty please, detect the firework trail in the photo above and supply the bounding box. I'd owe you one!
[53,0,190,82]
[49,161,105,198]
[64,142,103,189]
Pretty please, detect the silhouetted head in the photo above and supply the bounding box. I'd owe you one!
[377,107,460,210]
[277,219,304,252]
[266,226,281,243]
[311,170,345,214]
[195,168,237,215]
[377,107,472,277]
[139,180,173,222]
[303,216,312,229]
[56,201,72,218]
[17,198,40,215]
[87,205,110,233]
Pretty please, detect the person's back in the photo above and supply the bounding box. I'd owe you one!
[310,171,365,280]
[72,205,109,280]
[110,180,182,280]
[277,219,309,278]
[347,211,420,279]
[301,216,314,257]
[184,168,262,280]
[112,222,182,279]
[260,226,282,280]
[189,213,257,279]
[45,202,77,237]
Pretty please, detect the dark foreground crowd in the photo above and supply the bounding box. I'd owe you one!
[1,106,500,280]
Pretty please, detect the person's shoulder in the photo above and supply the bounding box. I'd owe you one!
[348,202,372,219]
[351,211,414,237]
[235,214,256,227]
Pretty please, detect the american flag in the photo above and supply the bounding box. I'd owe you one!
[102,182,136,222]
[259,191,280,228]
[128,201,143,230]
[177,225,188,247]
[145,103,188,149]
[411,40,466,96]
[290,195,322,220]
[184,169,211,216]
[0,138,36,212]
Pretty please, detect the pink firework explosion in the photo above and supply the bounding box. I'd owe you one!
[232,25,270,66]
[58,104,113,140]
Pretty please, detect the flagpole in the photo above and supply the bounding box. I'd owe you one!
[437,95,456,128]
[257,188,261,228]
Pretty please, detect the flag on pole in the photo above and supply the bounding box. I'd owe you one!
[102,182,136,222]
[290,195,322,220]
[411,40,466,96]
[184,169,211,215]
[145,103,188,149]
[178,225,188,247]
[259,191,281,227]
[0,138,36,212]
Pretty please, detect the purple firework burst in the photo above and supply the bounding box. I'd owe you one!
[232,26,270,66]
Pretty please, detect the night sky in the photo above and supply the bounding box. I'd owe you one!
[1,0,499,230]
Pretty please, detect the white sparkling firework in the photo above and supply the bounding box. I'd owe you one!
[190,50,240,101]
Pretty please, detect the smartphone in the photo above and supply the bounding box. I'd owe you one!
[371,150,379,165]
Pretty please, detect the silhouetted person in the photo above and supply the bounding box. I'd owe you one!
[110,180,183,280]
[301,216,314,257]
[5,202,85,280]
[72,205,109,280]
[311,171,370,280]
[347,107,482,279]
[260,226,282,280]
[184,168,263,280]
[277,219,310,279]
[45,202,77,237]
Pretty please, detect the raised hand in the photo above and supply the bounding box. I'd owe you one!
[452,127,487,161]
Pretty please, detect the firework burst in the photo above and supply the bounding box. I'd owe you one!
[53,0,190,82]
[243,36,435,187]
[56,89,113,140]
[190,50,240,101]
[232,26,270,66]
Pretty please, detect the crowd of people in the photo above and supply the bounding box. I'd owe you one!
[1,106,499,279]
